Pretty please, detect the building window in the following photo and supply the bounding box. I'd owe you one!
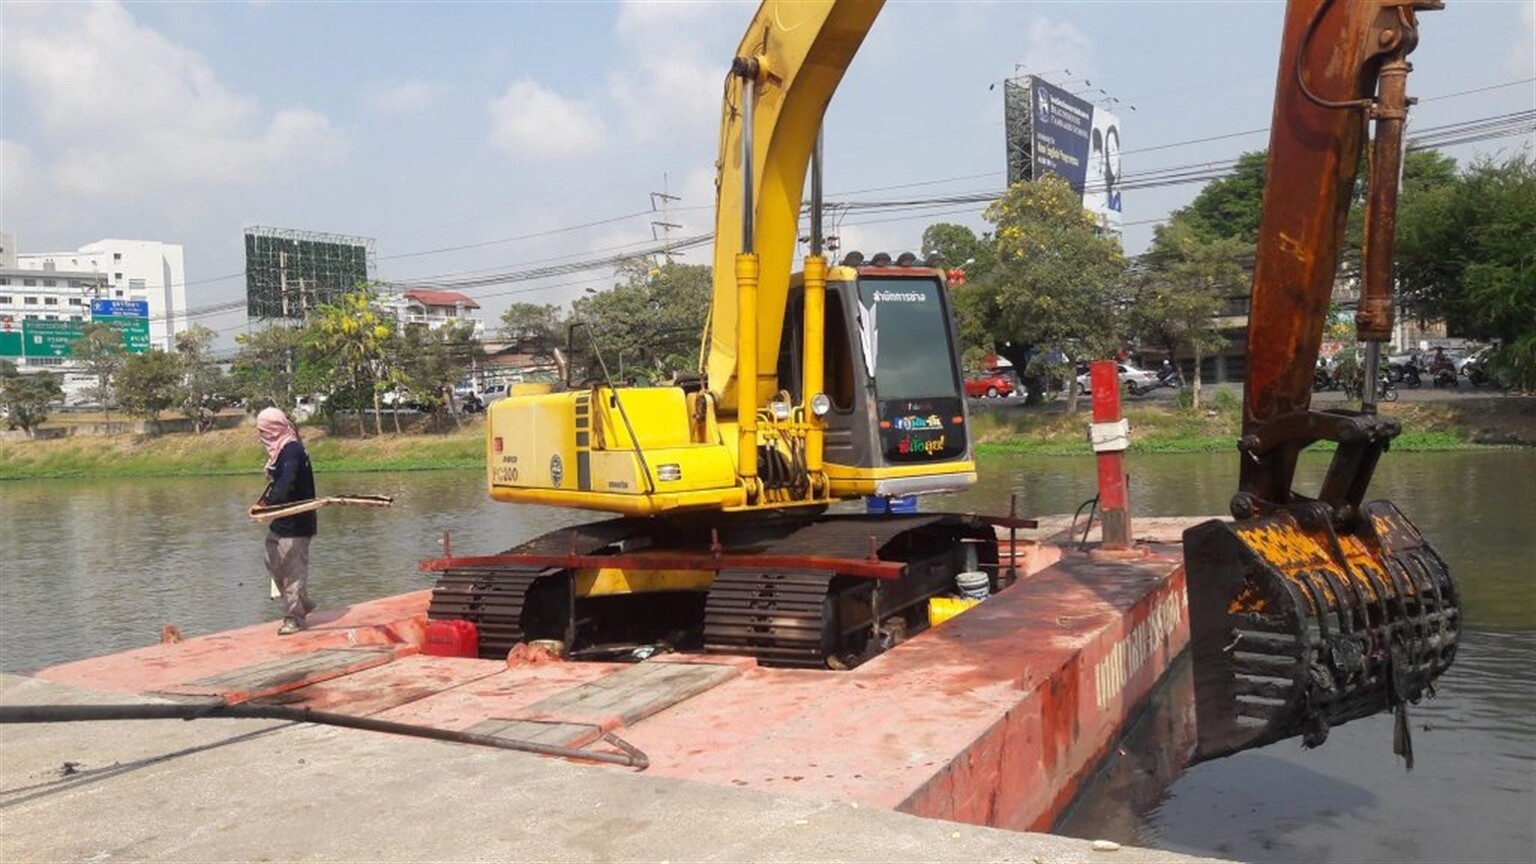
[44,297,59,305]
[68,298,82,306]
[0,277,8,285]
[114,290,124,298]
[70,315,83,322]
[45,314,57,321]
[24,296,38,305]
[43,279,56,287]
[24,313,38,320]
[114,252,122,261]
[23,278,36,287]
[0,296,9,304]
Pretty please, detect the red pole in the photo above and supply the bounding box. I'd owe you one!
[1089,360,1131,549]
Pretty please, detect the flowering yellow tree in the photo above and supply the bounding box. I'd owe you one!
[956,176,1126,410]
[310,287,396,436]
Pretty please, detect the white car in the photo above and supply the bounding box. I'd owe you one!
[1076,362,1160,395]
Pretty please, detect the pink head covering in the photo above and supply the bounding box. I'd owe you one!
[257,407,300,470]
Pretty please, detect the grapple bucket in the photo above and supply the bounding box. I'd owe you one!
[1183,499,1458,762]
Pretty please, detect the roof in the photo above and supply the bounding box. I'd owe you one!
[403,289,480,310]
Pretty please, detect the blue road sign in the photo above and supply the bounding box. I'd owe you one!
[90,299,149,317]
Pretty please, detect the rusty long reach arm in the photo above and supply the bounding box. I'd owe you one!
[1184,0,1458,766]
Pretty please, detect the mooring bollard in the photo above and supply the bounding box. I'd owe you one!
[1088,360,1132,550]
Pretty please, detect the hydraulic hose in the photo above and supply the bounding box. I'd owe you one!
[0,702,649,770]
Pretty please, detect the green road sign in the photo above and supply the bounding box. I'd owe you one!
[0,329,21,358]
[97,315,151,353]
[19,317,150,358]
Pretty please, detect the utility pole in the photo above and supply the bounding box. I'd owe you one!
[650,174,682,267]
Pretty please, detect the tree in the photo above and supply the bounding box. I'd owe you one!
[1397,154,1536,390]
[0,368,62,437]
[571,260,712,382]
[232,324,308,412]
[499,303,565,356]
[309,287,396,436]
[1175,150,1269,244]
[70,323,126,419]
[395,322,485,430]
[956,177,1127,410]
[1129,220,1248,409]
[920,223,995,281]
[175,325,228,433]
[115,349,183,426]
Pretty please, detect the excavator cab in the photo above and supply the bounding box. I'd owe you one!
[776,261,976,500]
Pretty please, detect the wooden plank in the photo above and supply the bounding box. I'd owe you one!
[155,649,395,703]
[515,662,740,728]
[465,718,602,750]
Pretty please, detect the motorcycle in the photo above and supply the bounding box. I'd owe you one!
[1343,370,1398,402]
[1144,363,1182,392]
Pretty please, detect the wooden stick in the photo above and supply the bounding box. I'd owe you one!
[249,495,394,523]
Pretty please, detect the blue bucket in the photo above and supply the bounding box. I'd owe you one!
[866,495,918,515]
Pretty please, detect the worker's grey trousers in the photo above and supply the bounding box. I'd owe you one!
[264,534,312,622]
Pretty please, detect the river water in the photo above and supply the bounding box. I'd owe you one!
[1,449,1531,861]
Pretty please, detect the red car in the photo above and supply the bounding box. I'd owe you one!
[964,372,1015,399]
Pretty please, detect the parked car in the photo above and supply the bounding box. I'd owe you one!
[480,382,513,405]
[964,372,1016,399]
[1075,362,1160,395]
[379,388,423,411]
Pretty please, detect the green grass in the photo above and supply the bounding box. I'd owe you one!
[968,399,1494,456]
[0,400,1510,481]
[0,425,486,480]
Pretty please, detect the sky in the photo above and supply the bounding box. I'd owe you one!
[3,0,1533,348]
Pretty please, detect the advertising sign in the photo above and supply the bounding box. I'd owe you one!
[1027,77,1123,229]
[1031,78,1095,192]
[90,298,149,317]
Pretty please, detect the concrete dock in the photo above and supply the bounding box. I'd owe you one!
[0,674,1225,863]
[1,516,1230,862]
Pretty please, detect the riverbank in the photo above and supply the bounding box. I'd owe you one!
[1,398,1530,480]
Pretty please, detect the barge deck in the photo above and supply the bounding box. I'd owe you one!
[1,517,1226,862]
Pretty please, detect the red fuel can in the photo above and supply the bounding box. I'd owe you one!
[422,619,479,658]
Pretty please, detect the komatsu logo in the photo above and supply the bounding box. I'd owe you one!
[550,454,564,488]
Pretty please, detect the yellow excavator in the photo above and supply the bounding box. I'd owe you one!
[429,0,1457,759]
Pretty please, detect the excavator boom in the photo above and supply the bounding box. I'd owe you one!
[706,0,883,415]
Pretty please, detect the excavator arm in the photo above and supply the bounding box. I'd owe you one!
[1183,0,1458,764]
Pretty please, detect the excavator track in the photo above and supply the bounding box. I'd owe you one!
[426,565,561,660]
[425,513,998,667]
[703,569,836,668]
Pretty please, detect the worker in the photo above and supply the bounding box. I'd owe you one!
[253,407,317,635]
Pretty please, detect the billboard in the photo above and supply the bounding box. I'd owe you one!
[1003,76,1123,229]
[244,226,374,320]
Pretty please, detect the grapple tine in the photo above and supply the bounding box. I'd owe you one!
[1183,500,1459,762]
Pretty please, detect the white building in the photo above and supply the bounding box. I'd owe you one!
[387,289,485,339]
[0,231,107,369]
[14,236,187,351]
